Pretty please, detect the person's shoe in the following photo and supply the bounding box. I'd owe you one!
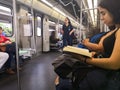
[6,68,15,74]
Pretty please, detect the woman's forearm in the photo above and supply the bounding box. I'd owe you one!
[84,42,101,51]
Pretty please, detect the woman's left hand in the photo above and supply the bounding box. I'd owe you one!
[4,41,12,44]
[69,32,72,35]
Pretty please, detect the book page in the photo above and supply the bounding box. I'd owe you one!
[63,46,92,57]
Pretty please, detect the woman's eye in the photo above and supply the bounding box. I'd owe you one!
[100,11,105,16]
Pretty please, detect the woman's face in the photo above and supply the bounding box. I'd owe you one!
[98,6,114,26]
[64,18,69,24]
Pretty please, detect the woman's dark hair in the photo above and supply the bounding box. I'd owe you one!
[99,0,120,24]
[108,25,116,30]
[0,26,2,30]
[66,17,72,25]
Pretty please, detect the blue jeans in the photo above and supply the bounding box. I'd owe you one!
[5,42,16,69]
[56,78,73,90]
[63,36,73,47]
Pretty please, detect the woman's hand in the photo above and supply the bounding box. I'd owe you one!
[0,43,6,46]
[71,53,88,63]
[4,41,12,44]
[69,32,72,35]
[82,38,90,45]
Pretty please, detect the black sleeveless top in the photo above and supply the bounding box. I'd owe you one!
[103,29,118,57]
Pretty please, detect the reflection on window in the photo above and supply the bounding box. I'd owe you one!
[0,5,12,37]
[37,27,41,36]
[0,22,12,36]
[0,5,11,14]
[36,16,41,36]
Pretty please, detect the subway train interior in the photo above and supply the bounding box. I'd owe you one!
[0,0,120,90]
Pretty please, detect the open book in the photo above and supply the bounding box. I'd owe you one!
[63,46,92,57]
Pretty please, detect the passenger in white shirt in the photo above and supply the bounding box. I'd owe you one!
[0,52,9,69]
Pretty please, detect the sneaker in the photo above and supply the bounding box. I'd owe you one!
[6,68,15,74]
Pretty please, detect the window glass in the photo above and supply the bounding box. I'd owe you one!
[0,5,13,36]
[0,22,12,36]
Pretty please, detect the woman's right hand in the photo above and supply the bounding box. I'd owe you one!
[4,41,12,44]
[82,38,90,45]
[0,43,5,46]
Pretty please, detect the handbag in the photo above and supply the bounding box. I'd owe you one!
[52,54,93,79]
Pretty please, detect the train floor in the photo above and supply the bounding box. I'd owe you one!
[0,51,61,90]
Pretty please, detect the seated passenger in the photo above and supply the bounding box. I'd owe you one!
[50,31,59,44]
[54,0,120,89]
[55,24,116,89]
[0,26,16,74]
[0,52,9,69]
[55,32,107,90]
[50,31,60,50]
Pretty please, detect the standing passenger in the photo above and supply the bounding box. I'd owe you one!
[61,17,74,47]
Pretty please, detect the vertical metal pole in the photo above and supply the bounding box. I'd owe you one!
[13,0,21,90]
[79,0,83,42]
[31,0,36,53]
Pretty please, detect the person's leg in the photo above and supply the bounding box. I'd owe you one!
[55,76,73,90]
[0,52,9,69]
[78,69,108,90]
[5,53,15,74]
[63,38,67,47]
[67,36,73,46]
[4,43,16,74]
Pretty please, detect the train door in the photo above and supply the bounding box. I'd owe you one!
[42,15,50,52]
[17,5,36,57]
[34,13,42,54]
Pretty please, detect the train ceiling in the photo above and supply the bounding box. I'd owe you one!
[41,0,89,26]
[44,0,100,27]
[0,0,100,27]
[54,0,81,19]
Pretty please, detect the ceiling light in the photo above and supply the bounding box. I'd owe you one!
[86,0,98,25]
[53,7,66,16]
[41,0,53,7]
[0,6,11,12]
[41,0,79,25]
[94,0,98,8]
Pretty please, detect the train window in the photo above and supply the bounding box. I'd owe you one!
[49,20,56,31]
[0,22,12,36]
[0,5,13,37]
[0,5,11,14]
[36,16,42,36]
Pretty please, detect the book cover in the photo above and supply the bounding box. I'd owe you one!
[63,46,92,57]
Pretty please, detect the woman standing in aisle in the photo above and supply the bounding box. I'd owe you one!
[61,17,75,47]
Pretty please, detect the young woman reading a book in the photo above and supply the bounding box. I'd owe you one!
[55,0,120,89]
[55,22,116,90]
